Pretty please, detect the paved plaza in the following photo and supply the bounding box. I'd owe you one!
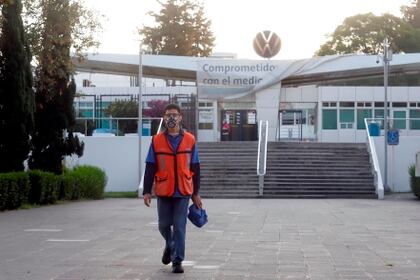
[1,195,420,280]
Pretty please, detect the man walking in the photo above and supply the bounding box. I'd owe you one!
[143,103,202,274]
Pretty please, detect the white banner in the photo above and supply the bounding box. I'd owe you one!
[197,60,280,98]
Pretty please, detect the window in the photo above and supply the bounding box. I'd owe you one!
[339,102,354,107]
[392,102,407,108]
[393,111,406,129]
[79,109,93,118]
[322,109,337,130]
[339,109,354,129]
[410,110,420,130]
[322,102,337,107]
[82,79,92,87]
[198,108,213,130]
[357,109,372,130]
[130,76,139,87]
[357,102,372,107]
[374,109,384,129]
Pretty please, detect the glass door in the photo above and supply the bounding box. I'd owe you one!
[278,110,302,141]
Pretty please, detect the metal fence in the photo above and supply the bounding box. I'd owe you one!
[74,117,163,136]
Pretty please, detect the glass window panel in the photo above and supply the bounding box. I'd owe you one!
[409,110,420,130]
[357,109,372,130]
[392,102,407,108]
[322,109,337,130]
[340,109,354,123]
[393,111,406,129]
[340,102,355,107]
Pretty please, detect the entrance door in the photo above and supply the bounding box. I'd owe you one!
[221,110,257,141]
[278,110,302,141]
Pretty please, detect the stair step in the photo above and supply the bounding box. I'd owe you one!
[197,141,375,199]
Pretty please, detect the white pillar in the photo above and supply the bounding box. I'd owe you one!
[255,85,281,141]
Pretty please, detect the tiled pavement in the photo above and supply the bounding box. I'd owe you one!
[1,195,420,280]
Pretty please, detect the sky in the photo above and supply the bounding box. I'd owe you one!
[83,0,412,60]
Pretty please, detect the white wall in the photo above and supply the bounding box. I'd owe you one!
[373,136,420,192]
[318,86,420,143]
[66,136,151,192]
[256,86,281,141]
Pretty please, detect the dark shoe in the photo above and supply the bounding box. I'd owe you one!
[162,247,171,265]
[172,263,184,273]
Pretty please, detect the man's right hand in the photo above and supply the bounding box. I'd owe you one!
[143,193,152,207]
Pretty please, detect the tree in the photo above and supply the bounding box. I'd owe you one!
[402,0,420,28]
[0,0,35,172]
[139,0,215,57]
[143,99,169,118]
[105,99,138,134]
[315,13,420,56]
[28,0,84,174]
[22,0,102,60]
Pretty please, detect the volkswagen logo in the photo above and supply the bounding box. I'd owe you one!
[253,31,281,58]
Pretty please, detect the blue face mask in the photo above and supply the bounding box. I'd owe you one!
[166,116,177,128]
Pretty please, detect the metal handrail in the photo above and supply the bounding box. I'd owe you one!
[364,117,420,199]
[364,118,384,199]
[157,118,164,133]
[257,120,269,196]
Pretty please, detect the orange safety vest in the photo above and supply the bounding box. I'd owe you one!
[152,131,195,197]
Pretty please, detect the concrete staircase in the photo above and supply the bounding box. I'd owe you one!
[263,142,376,198]
[199,142,259,198]
[198,141,376,199]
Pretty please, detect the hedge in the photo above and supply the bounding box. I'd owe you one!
[409,164,420,198]
[28,170,61,205]
[71,165,107,199]
[0,165,107,211]
[0,172,30,211]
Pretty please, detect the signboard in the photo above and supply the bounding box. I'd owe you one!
[247,111,256,124]
[199,109,213,123]
[197,60,279,98]
[387,129,399,145]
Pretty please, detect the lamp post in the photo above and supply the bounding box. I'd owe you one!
[383,37,392,192]
[138,41,143,194]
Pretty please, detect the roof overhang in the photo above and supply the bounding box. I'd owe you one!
[282,62,420,87]
[71,57,196,81]
[72,53,420,87]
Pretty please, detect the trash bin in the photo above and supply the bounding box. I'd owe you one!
[368,123,380,136]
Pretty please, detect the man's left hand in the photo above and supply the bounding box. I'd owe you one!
[191,194,202,209]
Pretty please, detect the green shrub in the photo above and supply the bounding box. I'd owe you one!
[0,172,30,211]
[60,172,82,200]
[409,164,420,198]
[28,170,60,204]
[71,165,107,199]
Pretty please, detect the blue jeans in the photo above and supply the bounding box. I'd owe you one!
[157,197,189,264]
